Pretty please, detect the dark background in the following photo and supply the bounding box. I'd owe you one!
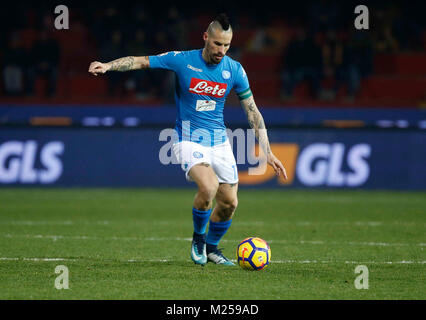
[1,0,425,108]
[0,0,425,189]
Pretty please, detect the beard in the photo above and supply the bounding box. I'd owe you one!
[212,54,223,64]
[203,45,225,64]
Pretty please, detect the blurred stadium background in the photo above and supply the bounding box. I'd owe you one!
[0,0,425,301]
[0,0,425,189]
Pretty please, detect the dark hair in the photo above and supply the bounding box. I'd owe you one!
[215,13,231,31]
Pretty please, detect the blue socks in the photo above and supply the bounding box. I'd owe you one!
[206,219,232,252]
[193,207,232,252]
[192,207,211,235]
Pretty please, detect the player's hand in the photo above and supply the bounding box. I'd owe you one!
[267,153,288,180]
[88,61,110,76]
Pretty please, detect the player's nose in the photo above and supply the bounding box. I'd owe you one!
[217,46,226,56]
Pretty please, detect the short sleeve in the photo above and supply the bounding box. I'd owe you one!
[233,63,250,94]
[148,51,183,71]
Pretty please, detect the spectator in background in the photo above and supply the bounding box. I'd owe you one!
[27,29,60,97]
[126,29,151,61]
[247,27,277,53]
[166,6,188,49]
[320,29,343,100]
[391,4,423,51]
[374,25,399,53]
[133,7,151,29]
[2,32,28,95]
[126,29,154,99]
[281,28,323,100]
[100,30,126,97]
[334,30,373,101]
[153,30,171,53]
[308,0,340,33]
[146,29,178,100]
[102,6,123,39]
[372,9,399,53]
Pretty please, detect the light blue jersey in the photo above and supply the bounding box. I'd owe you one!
[149,49,251,147]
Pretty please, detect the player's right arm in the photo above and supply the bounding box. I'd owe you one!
[89,51,183,76]
[88,56,149,76]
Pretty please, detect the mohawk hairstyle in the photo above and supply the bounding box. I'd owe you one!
[214,13,231,31]
[207,13,232,35]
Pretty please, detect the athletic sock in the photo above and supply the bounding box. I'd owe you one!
[192,231,206,244]
[206,219,232,253]
[192,207,212,235]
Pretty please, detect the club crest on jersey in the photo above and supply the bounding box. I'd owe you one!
[222,70,231,79]
[188,78,227,98]
[193,151,203,159]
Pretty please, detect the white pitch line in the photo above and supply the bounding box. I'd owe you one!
[268,239,426,247]
[1,234,142,241]
[0,221,110,226]
[2,233,425,247]
[154,221,425,227]
[1,220,424,227]
[0,257,425,265]
[279,196,426,204]
[267,260,426,265]
[0,257,74,261]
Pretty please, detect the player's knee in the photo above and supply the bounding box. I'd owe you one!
[198,181,219,203]
[228,197,238,213]
[218,197,238,219]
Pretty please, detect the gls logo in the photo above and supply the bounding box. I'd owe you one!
[239,143,371,187]
[297,143,371,187]
[0,141,64,184]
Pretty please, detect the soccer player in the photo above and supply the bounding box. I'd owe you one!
[88,13,287,266]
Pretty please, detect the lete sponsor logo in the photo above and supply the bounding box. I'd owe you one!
[188,78,227,97]
[0,140,64,184]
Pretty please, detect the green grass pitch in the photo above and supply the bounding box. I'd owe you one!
[0,188,425,299]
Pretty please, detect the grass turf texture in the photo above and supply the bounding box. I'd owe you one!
[0,188,425,299]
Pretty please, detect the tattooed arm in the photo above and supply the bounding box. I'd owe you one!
[88,56,149,76]
[241,95,271,155]
[240,95,288,179]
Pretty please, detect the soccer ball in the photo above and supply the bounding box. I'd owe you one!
[236,237,271,271]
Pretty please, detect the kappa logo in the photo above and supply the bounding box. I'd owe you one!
[187,64,203,72]
[188,78,227,98]
[157,51,181,57]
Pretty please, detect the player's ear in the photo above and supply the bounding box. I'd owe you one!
[203,32,208,41]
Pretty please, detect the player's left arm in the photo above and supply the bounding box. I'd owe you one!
[240,94,288,179]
